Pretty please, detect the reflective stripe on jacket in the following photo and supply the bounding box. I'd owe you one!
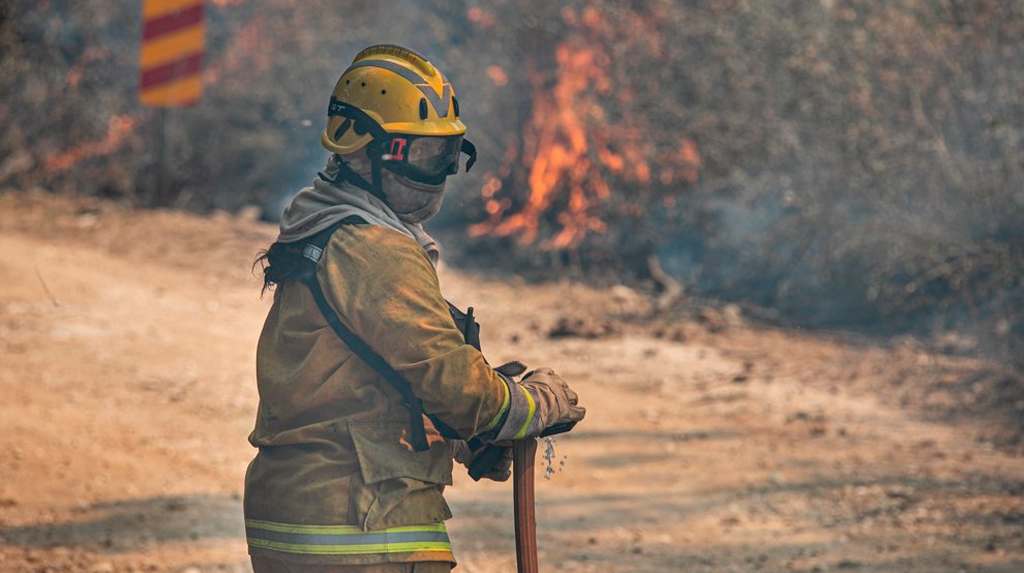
[246,520,453,558]
[245,222,508,565]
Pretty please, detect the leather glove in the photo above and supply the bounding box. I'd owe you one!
[449,439,512,481]
[494,367,585,442]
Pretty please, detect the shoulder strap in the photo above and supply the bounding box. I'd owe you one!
[300,221,457,452]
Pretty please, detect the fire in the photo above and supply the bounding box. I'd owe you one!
[469,42,609,248]
[469,6,700,250]
[466,7,496,29]
[486,66,509,87]
[43,115,138,172]
[678,139,701,185]
[66,48,108,88]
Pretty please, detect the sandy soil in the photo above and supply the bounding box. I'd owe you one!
[0,191,1021,573]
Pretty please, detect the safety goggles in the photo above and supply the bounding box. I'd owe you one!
[327,98,478,184]
[380,134,464,182]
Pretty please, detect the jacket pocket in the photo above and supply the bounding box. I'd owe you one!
[348,421,453,530]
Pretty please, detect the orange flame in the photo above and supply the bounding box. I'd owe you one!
[470,42,612,248]
[66,48,108,88]
[43,115,138,172]
[678,139,702,185]
[486,66,509,87]
[470,6,700,249]
[466,7,496,28]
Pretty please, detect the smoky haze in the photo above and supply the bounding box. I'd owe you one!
[1,0,1021,365]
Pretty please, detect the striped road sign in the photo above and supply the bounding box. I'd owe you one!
[139,0,205,107]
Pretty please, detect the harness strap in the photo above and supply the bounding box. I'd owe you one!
[300,221,460,451]
[304,267,432,451]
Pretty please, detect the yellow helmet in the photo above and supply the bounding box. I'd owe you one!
[320,45,477,196]
[323,45,466,154]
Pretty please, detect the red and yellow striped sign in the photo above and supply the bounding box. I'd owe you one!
[139,0,205,107]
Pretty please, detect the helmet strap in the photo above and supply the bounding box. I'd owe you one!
[325,150,391,206]
[325,98,392,201]
[370,146,385,200]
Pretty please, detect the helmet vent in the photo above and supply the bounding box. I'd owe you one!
[452,97,460,117]
[419,98,429,120]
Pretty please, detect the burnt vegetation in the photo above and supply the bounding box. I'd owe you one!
[1,0,1022,366]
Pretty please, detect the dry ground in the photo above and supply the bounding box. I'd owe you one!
[0,191,1021,573]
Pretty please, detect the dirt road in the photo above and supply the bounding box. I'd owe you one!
[0,192,1021,573]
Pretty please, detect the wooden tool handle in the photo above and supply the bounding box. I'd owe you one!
[513,438,539,573]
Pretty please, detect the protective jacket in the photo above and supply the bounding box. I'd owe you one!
[244,220,509,566]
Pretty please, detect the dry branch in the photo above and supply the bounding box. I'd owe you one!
[647,254,684,311]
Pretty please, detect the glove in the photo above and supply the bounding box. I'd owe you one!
[494,367,585,442]
[450,439,512,481]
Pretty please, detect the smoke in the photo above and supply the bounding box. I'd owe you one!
[2,0,1022,365]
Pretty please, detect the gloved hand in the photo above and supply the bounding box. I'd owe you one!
[449,439,512,481]
[494,367,585,442]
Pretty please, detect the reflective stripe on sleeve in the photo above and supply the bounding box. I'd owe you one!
[495,382,538,442]
[512,384,537,439]
[479,376,511,433]
[245,520,452,556]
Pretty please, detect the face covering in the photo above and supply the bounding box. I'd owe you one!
[380,170,446,224]
[341,148,447,224]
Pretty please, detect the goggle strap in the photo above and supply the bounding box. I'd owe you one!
[461,138,477,172]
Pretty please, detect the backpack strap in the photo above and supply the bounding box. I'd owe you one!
[299,219,459,452]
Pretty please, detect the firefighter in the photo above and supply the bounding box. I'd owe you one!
[245,45,586,573]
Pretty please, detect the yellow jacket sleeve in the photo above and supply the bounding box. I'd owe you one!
[317,223,509,438]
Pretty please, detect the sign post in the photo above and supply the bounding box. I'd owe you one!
[139,0,205,204]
